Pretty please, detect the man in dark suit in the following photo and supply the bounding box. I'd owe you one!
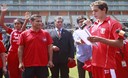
[48,16,75,78]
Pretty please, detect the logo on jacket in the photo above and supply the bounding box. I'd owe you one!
[42,37,47,42]
[100,28,106,34]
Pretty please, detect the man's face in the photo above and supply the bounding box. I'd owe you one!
[31,17,43,29]
[78,19,85,27]
[55,19,63,29]
[91,6,105,19]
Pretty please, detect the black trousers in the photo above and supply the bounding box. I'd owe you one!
[50,62,69,78]
[0,68,2,78]
[77,59,92,78]
[22,66,49,78]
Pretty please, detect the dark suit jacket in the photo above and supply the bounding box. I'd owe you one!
[48,28,75,63]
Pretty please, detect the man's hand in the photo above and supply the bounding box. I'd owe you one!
[87,36,101,43]
[24,12,31,20]
[47,61,54,68]
[68,57,74,62]
[82,19,92,27]
[2,66,7,75]
[52,46,60,52]
[19,62,25,72]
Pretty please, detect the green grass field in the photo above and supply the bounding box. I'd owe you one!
[48,66,89,78]
[48,56,90,78]
[3,57,89,78]
[3,64,89,78]
[69,66,89,78]
[48,63,90,78]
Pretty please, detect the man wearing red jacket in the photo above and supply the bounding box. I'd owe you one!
[18,14,54,78]
[88,1,123,78]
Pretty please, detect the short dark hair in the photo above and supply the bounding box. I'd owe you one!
[54,16,64,22]
[77,16,86,24]
[90,0,108,14]
[30,14,42,21]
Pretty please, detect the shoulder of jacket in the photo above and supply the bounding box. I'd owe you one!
[108,18,120,25]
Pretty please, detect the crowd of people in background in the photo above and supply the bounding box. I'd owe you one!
[45,22,72,29]
[0,0,128,78]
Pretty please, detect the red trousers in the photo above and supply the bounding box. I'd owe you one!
[7,52,22,78]
[92,66,116,78]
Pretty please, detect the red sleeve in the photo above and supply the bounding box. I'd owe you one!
[17,32,25,46]
[0,34,2,40]
[112,21,124,40]
[45,31,53,45]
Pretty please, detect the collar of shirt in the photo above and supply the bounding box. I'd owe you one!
[55,28,62,33]
[30,28,42,33]
[94,16,110,25]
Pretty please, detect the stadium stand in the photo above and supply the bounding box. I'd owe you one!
[0,0,128,29]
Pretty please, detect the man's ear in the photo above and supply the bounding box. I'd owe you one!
[103,8,107,13]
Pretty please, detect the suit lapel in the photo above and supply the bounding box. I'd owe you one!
[61,29,63,37]
[61,29,66,39]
